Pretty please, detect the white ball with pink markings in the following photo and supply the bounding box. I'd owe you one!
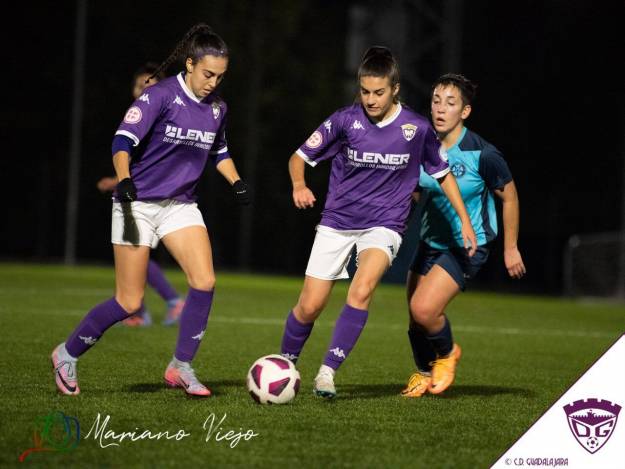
[246,354,301,404]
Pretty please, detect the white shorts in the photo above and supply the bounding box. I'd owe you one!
[111,200,205,248]
[305,225,402,280]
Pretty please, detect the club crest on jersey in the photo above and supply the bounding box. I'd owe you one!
[306,130,323,148]
[451,163,466,177]
[212,102,220,120]
[123,106,142,124]
[401,123,417,141]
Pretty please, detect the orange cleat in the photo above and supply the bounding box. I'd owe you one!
[400,371,432,398]
[428,343,462,395]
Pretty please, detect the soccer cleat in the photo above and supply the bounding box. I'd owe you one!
[51,343,80,396]
[313,365,336,398]
[162,299,185,326]
[428,343,462,395]
[164,360,211,397]
[400,371,432,398]
[122,310,152,327]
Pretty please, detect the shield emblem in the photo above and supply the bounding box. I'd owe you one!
[563,398,621,454]
[212,102,221,120]
[401,123,417,141]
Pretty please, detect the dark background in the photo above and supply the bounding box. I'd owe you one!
[3,1,624,295]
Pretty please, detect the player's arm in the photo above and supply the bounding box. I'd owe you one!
[289,153,316,209]
[437,173,477,256]
[97,176,118,193]
[494,180,526,278]
[112,145,136,202]
[216,158,250,205]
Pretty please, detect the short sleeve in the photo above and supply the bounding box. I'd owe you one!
[295,110,345,167]
[422,126,450,179]
[115,86,167,146]
[209,102,230,165]
[478,145,512,191]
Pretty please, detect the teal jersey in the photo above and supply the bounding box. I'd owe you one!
[419,127,512,249]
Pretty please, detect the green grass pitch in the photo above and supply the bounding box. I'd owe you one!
[0,263,622,468]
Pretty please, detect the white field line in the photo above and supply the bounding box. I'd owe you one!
[208,316,619,339]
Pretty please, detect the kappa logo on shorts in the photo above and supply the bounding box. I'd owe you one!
[173,95,186,106]
[306,130,323,148]
[138,93,150,104]
[401,123,418,141]
[123,106,142,124]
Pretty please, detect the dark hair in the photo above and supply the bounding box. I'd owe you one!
[133,62,165,86]
[357,46,400,90]
[432,73,477,106]
[150,23,228,80]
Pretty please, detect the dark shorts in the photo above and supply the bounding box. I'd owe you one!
[409,241,490,291]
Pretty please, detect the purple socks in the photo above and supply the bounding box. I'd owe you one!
[65,298,130,358]
[147,259,179,302]
[280,311,314,363]
[174,287,214,362]
[323,304,368,371]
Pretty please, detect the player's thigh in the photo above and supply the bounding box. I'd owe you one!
[347,247,390,307]
[410,265,460,317]
[295,275,335,321]
[161,225,215,290]
[113,244,151,311]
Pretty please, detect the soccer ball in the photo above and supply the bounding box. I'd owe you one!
[246,354,301,404]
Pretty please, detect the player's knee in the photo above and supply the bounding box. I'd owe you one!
[115,294,144,314]
[295,300,323,323]
[409,300,439,327]
[187,273,216,291]
[347,282,375,307]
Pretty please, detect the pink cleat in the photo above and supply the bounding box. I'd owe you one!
[51,343,80,396]
[162,299,185,326]
[164,360,211,397]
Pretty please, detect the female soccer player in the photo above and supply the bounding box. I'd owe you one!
[97,63,185,327]
[279,47,477,398]
[51,24,250,397]
[401,73,526,398]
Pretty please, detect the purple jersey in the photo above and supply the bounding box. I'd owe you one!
[114,73,230,202]
[296,103,449,234]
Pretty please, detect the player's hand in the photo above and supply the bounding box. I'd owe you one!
[233,180,251,206]
[117,178,137,202]
[461,222,477,257]
[97,176,118,193]
[293,185,316,209]
[504,247,526,279]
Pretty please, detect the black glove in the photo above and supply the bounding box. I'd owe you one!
[117,178,137,202]
[232,180,251,206]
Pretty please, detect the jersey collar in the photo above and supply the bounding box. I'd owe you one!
[375,102,402,128]
[177,73,202,103]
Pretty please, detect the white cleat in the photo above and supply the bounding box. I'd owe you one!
[164,359,211,397]
[51,343,80,396]
[313,365,336,399]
